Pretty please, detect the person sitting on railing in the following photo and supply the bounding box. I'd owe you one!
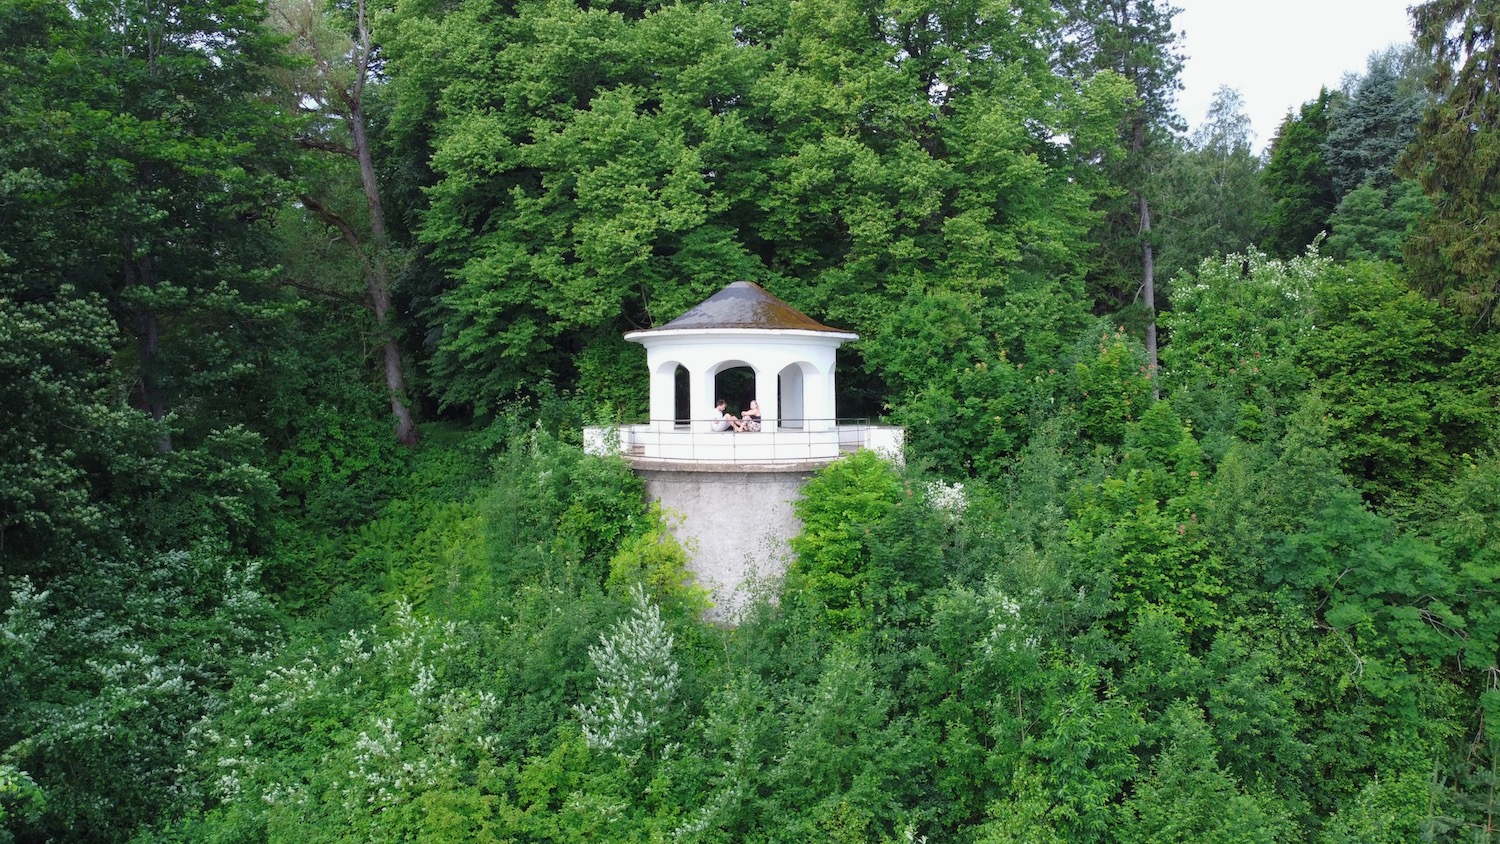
[711,399,745,432]
[741,399,762,432]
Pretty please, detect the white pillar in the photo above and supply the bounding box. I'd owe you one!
[692,366,718,431]
[804,369,831,431]
[778,365,805,429]
[649,360,677,432]
[754,366,778,432]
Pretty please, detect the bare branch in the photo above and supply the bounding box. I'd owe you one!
[299,192,376,282]
[278,276,367,307]
[295,136,357,157]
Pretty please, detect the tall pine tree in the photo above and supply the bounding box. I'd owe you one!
[1261,89,1341,257]
[1056,0,1186,397]
[1404,0,1500,325]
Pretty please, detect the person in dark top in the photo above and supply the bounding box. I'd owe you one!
[741,399,762,432]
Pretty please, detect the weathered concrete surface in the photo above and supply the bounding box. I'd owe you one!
[632,460,815,619]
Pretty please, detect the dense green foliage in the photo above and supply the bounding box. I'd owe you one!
[1264,48,1430,265]
[1261,89,1340,258]
[389,0,1130,414]
[3,0,1498,841]
[1152,86,1269,283]
[1405,0,1500,324]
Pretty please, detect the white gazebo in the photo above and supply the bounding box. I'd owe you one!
[583,281,904,617]
[588,281,902,464]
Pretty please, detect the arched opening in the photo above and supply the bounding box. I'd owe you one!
[673,365,690,428]
[778,363,808,429]
[713,363,756,418]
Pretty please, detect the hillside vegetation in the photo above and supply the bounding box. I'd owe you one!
[2,0,1498,841]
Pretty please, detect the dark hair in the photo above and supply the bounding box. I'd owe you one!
[715,398,726,406]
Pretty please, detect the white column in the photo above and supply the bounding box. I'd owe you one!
[692,365,718,431]
[754,366,778,432]
[778,365,804,429]
[649,359,677,432]
[804,369,831,431]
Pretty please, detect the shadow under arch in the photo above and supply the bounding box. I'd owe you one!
[777,360,819,429]
[653,360,691,428]
[711,359,756,416]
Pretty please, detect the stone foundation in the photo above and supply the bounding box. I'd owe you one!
[631,458,824,620]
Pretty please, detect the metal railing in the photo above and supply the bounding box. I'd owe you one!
[584,418,905,465]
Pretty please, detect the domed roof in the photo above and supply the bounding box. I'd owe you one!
[650,281,849,333]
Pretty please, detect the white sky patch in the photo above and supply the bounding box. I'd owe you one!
[1172,0,1417,151]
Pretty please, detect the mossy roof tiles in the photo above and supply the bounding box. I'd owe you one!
[652,281,846,333]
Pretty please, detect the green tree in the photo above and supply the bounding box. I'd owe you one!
[1324,179,1431,263]
[2,544,278,841]
[1117,705,1295,843]
[1297,261,1498,504]
[789,451,907,632]
[1068,399,1224,635]
[766,643,917,842]
[0,0,294,451]
[1325,47,1428,198]
[1155,86,1268,282]
[389,0,1122,414]
[1261,89,1340,257]
[1071,325,1153,447]
[0,290,144,568]
[1159,248,1317,449]
[1404,0,1500,324]
[0,0,291,570]
[1057,0,1187,398]
[1321,48,1430,263]
[271,0,421,445]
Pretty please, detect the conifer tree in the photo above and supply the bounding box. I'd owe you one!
[1056,0,1186,398]
[1262,89,1341,257]
[1404,0,1500,325]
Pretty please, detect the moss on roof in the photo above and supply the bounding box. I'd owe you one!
[654,281,846,332]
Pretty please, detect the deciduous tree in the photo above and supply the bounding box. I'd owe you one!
[387,0,1123,415]
[271,0,420,444]
[1154,86,1268,282]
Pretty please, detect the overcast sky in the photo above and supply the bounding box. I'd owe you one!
[1172,0,1417,151]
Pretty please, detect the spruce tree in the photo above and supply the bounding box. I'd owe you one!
[1403,0,1500,325]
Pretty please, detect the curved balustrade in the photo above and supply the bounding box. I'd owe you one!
[583,419,904,465]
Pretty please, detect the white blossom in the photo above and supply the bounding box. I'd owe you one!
[576,584,680,754]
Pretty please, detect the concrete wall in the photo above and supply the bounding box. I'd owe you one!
[634,462,816,620]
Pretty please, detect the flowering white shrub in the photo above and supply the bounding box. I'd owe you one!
[199,601,494,827]
[576,584,680,755]
[924,479,968,517]
[1,544,278,837]
[977,584,1040,658]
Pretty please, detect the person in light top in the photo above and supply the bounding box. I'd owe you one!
[711,398,744,432]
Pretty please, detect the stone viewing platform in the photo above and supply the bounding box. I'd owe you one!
[581,280,903,618]
[584,419,905,467]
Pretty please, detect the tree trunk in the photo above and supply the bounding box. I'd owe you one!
[125,243,173,452]
[353,109,419,445]
[1132,119,1160,401]
[138,307,172,453]
[348,3,418,447]
[278,0,418,445]
[299,190,419,448]
[1139,193,1159,401]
